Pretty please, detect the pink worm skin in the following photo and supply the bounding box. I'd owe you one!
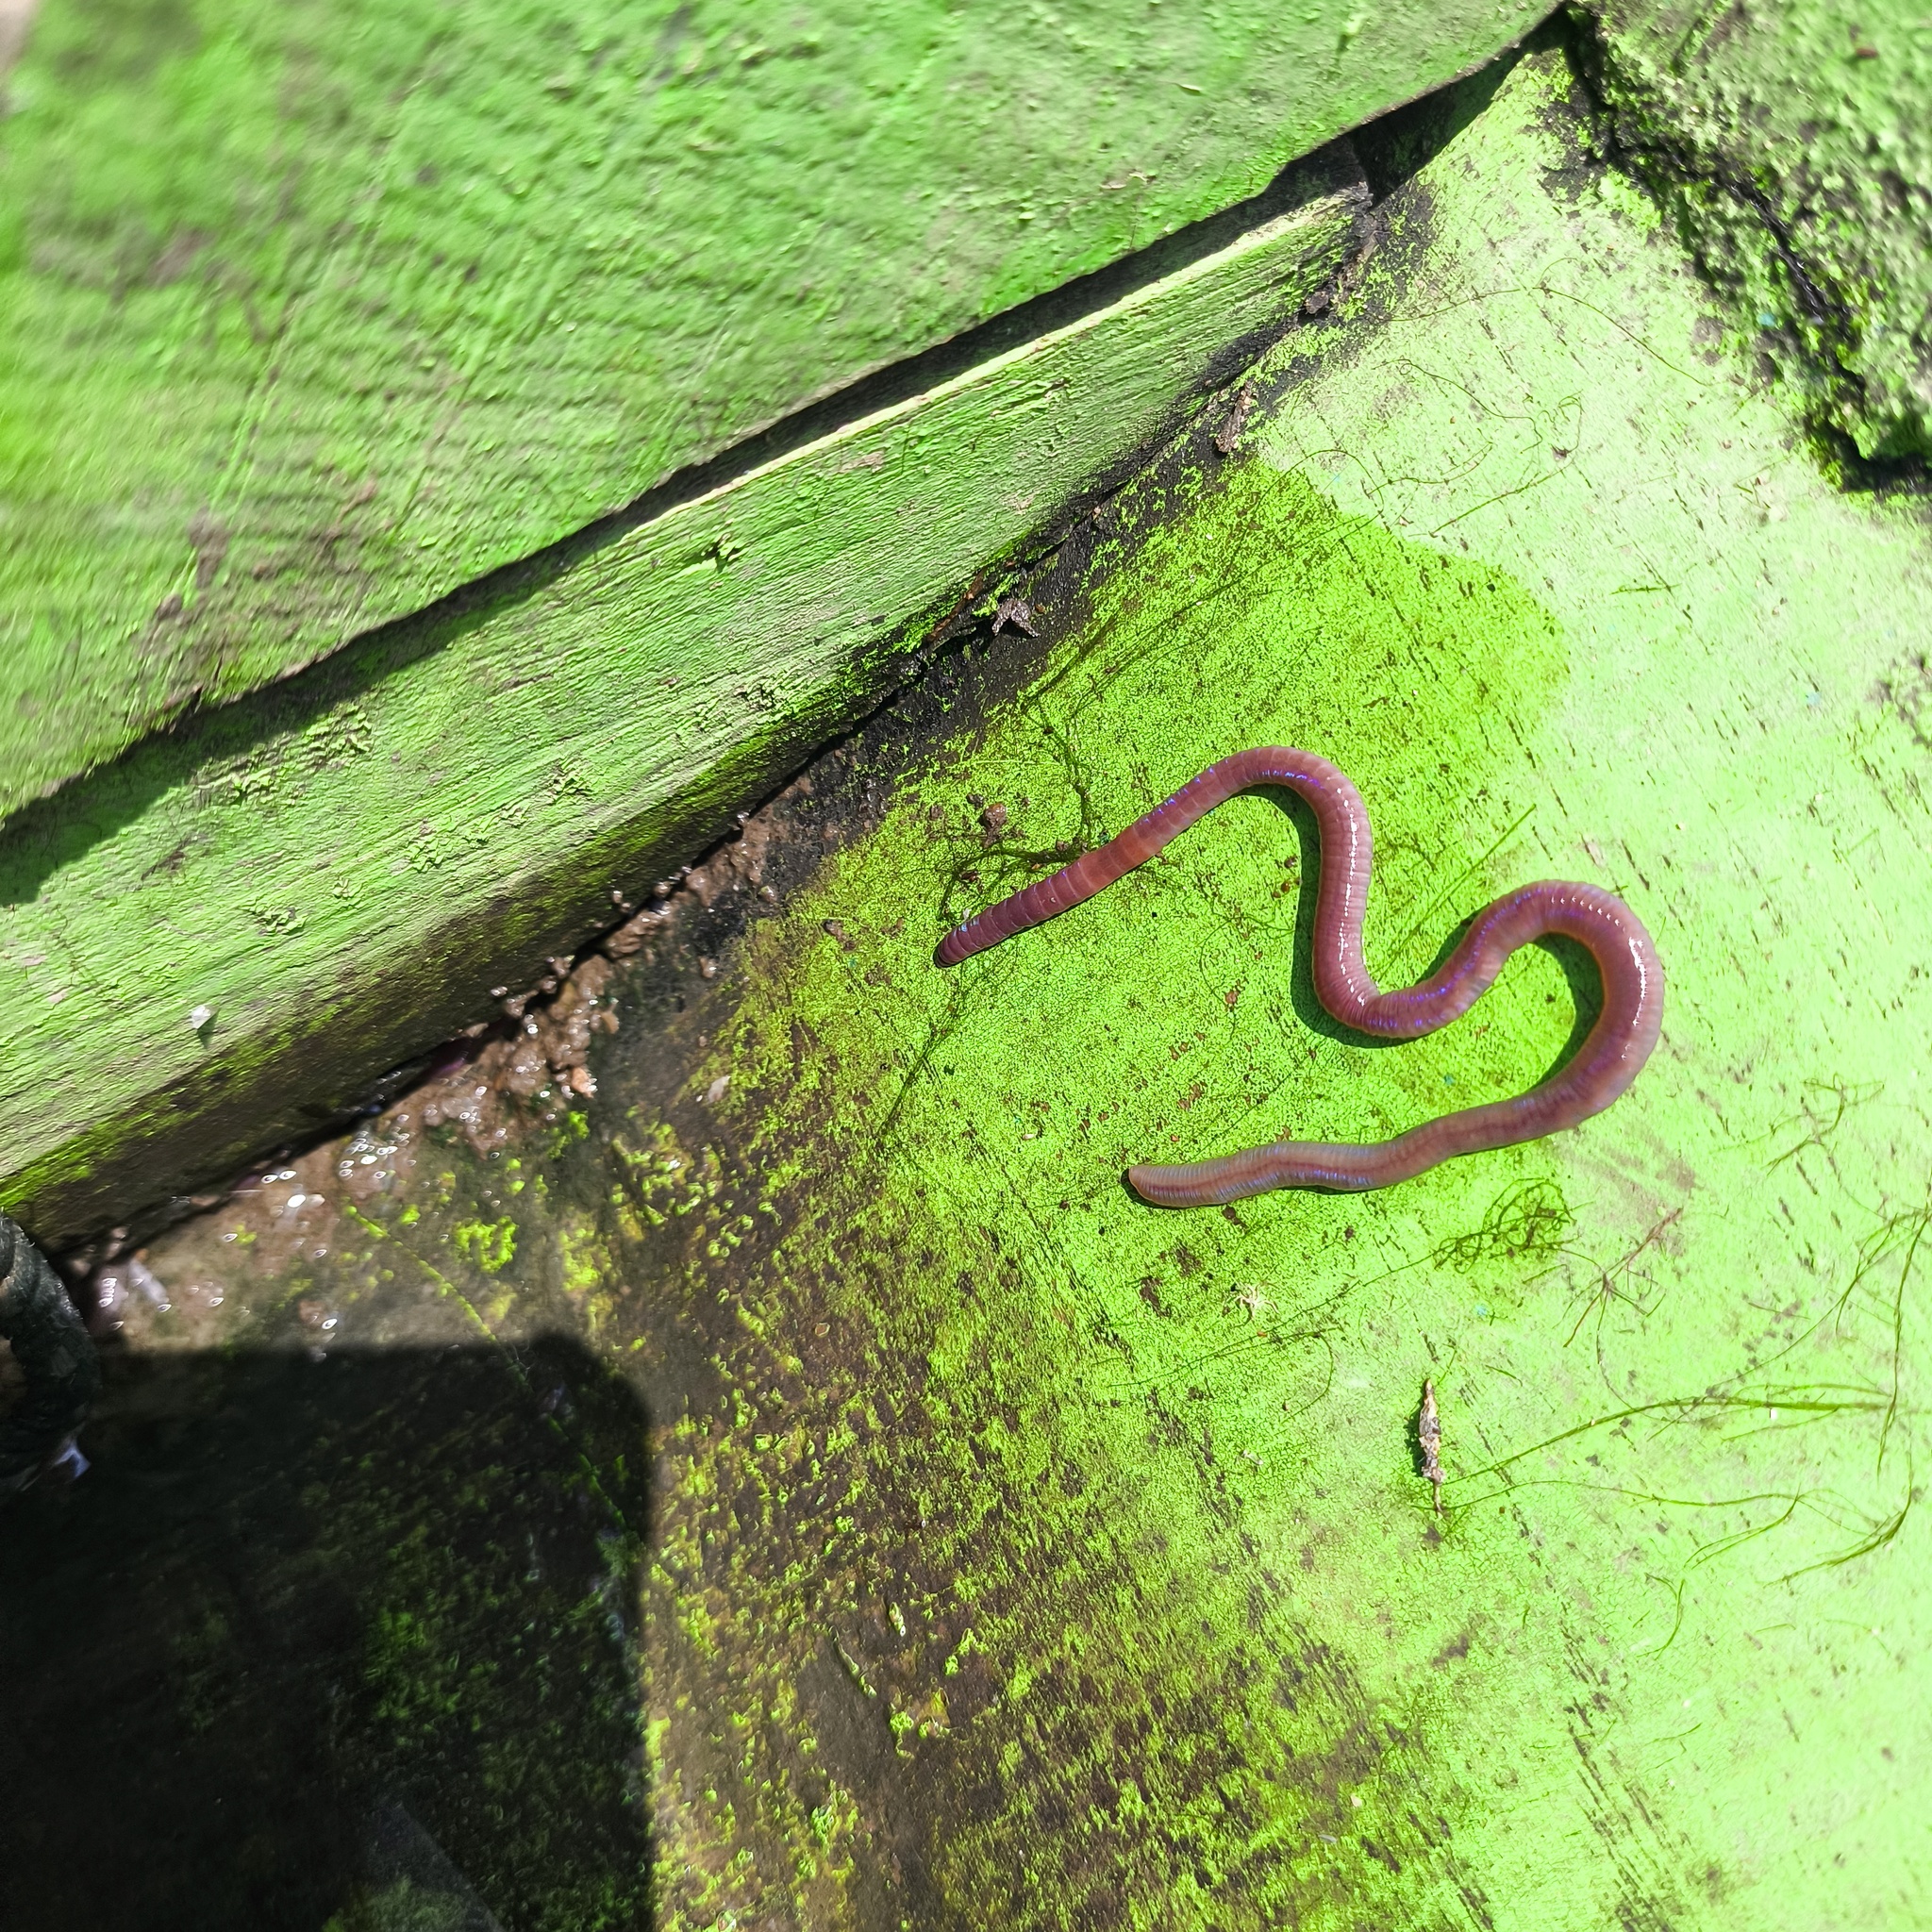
[934,748,1663,1203]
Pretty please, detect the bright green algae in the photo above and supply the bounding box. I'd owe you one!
[83,41,1932,1929]
[641,461,1585,1925]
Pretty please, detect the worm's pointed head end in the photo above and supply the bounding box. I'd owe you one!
[934,930,965,968]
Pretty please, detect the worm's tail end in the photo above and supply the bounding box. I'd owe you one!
[1127,1133,1437,1204]
[1125,1150,1362,1206]
[1125,1160,1264,1207]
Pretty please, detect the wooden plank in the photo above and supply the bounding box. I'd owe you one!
[0,0,1537,815]
[0,150,1367,1244]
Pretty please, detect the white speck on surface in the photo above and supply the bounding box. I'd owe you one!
[125,1257,170,1312]
[703,1074,730,1105]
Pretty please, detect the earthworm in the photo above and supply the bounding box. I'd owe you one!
[933,748,1662,1202]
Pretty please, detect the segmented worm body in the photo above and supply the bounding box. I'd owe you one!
[934,748,1662,1203]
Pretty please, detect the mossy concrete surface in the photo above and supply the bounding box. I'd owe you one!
[38,42,1932,1928]
[0,155,1366,1247]
[0,0,1538,813]
[1579,0,1932,460]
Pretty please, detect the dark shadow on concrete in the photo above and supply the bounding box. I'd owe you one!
[1413,923,1605,1078]
[0,1337,650,1932]
[1536,931,1607,1076]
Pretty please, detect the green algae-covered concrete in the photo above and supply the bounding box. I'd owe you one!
[55,39,1932,1927]
[11,0,1928,1252]
[0,0,1539,812]
[0,153,1368,1246]
[1582,0,1932,462]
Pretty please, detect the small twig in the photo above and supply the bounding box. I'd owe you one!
[1418,1378,1444,1516]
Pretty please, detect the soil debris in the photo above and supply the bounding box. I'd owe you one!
[1418,1378,1444,1516]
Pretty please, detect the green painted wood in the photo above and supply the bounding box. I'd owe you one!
[105,40,1932,1924]
[0,0,1538,817]
[0,154,1366,1245]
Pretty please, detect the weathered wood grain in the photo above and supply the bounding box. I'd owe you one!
[0,0,1536,814]
[0,155,1366,1243]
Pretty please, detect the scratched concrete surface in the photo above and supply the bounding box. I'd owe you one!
[8,37,1932,1931]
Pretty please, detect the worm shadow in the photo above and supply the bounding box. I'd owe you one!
[0,1335,651,1932]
